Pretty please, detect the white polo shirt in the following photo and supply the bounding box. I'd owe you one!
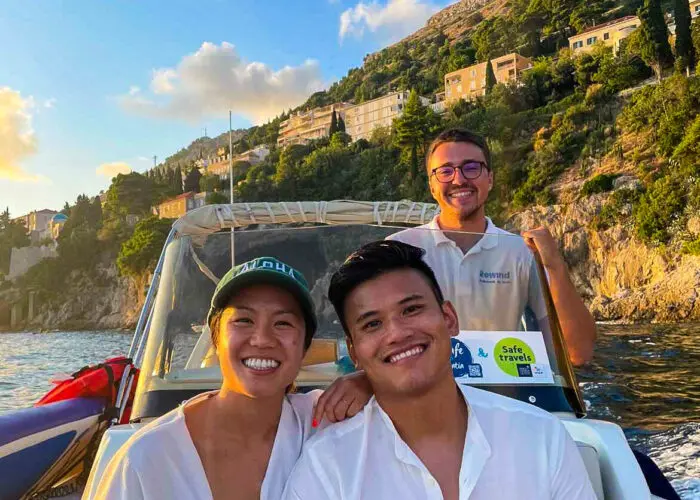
[387,217,547,332]
[283,384,596,500]
[93,390,320,500]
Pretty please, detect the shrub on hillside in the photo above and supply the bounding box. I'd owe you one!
[634,175,686,243]
[592,188,642,230]
[581,173,620,196]
[682,237,700,255]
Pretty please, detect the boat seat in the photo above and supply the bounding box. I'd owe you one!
[577,441,604,500]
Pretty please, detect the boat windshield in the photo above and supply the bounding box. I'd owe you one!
[131,224,584,420]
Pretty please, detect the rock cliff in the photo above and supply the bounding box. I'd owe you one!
[21,264,146,331]
[508,190,700,324]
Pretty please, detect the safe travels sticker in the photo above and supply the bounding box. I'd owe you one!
[450,331,554,385]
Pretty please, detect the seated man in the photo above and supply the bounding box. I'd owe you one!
[284,241,596,500]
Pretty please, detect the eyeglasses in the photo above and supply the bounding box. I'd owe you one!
[431,161,488,183]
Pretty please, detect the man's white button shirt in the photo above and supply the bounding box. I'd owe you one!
[283,384,596,500]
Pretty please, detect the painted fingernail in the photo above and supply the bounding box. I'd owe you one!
[312,418,318,428]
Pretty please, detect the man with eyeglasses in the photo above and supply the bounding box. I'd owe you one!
[388,128,596,366]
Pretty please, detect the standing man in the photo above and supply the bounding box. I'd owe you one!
[388,128,595,366]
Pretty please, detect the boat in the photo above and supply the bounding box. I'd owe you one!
[0,201,663,499]
[0,357,136,499]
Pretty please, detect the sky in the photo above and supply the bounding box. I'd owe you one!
[0,0,452,216]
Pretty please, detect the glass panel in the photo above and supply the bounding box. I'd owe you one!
[139,224,583,415]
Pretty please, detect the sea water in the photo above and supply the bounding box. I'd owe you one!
[1,325,698,498]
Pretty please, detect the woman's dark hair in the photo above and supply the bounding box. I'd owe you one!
[208,302,313,351]
[425,128,492,171]
[328,240,445,334]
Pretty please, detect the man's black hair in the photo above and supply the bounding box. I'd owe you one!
[328,240,445,335]
[425,127,492,171]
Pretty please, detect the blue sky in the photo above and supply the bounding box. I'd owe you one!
[0,0,449,216]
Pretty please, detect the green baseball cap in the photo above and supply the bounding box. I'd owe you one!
[206,256,317,347]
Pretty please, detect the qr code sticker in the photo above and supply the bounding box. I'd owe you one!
[467,364,483,378]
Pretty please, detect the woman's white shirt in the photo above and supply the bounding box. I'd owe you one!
[93,390,320,500]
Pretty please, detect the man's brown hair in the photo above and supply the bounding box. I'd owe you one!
[425,128,492,173]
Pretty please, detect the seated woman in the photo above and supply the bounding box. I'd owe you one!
[95,256,372,499]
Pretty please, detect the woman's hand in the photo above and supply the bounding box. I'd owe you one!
[312,371,372,427]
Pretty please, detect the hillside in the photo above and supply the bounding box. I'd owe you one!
[3,0,700,331]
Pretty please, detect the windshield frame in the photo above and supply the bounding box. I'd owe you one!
[130,221,586,421]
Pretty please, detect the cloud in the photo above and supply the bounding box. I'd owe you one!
[128,86,140,96]
[43,98,57,109]
[119,42,325,124]
[96,161,132,178]
[339,0,439,43]
[0,87,44,182]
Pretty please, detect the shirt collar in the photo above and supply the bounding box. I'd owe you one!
[429,215,500,252]
[372,384,492,491]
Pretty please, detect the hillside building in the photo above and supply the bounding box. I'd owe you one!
[344,91,431,142]
[204,145,270,179]
[444,53,533,103]
[568,16,640,55]
[154,192,207,219]
[277,103,350,148]
[49,213,68,240]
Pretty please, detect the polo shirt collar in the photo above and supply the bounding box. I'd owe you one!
[373,384,492,494]
[429,215,500,252]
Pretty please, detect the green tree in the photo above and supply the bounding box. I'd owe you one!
[200,174,222,193]
[0,208,30,275]
[637,0,674,81]
[393,90,441,198]
[330,132,352,149]
[338,116,346,133]
[485,60,497,94]
[206,191,229,204]
[692,20,700,69]
[101,172,161,243]
[273,144,311,198]
[183,167,203,193]
[117,216,173,277]
[172,167,183,195]
[674,0,695,74]
[329,110,339,135]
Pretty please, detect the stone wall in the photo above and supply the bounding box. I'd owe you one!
[8,245,58,280]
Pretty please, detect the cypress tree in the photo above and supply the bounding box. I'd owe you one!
[485,59,497,94]
[173,167,183,195]
[338,115,346,133]
[394,89,430,194]
[637,0,674,81]
[329,109,339,135]
[674,0,694,74]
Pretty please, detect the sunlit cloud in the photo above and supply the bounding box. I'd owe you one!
[339,0,439,43]
[0,87,45,182]
[119,42,325,124]
[96,161,132,178]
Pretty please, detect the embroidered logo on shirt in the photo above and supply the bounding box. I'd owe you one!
[479,270,512,284]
